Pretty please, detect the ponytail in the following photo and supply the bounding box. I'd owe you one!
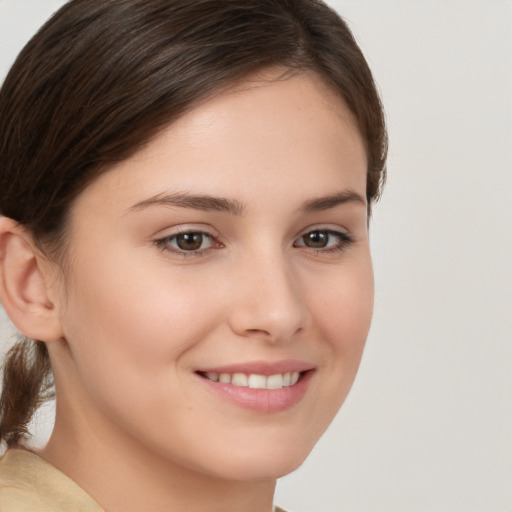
[0,339,54,447]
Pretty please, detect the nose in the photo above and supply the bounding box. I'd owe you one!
[227,250,309,344]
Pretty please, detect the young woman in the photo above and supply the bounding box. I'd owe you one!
[0,1,387,511]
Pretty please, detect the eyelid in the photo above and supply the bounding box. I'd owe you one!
[151,222,220,239]
[293,226,354,252]
[296,224,352,240]
[153,226,223,257]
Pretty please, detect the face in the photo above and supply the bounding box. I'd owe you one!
[49,70,373,481]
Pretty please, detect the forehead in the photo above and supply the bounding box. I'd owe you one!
[72,70,367,215]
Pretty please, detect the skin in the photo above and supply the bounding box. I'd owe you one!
[3,70,373,512]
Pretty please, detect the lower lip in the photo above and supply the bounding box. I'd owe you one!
[196,371,314,413]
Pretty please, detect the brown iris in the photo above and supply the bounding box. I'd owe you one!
[303,231,329,248]
[175,232,204,251]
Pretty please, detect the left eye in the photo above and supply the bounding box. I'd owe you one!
[158,232,214,252]
[294,229,351,250]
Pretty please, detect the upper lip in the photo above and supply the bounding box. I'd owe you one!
[195,359,315,376]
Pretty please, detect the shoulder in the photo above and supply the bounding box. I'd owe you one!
[0,449,46,511]
[1,450,288,512]
[0,449,104,512]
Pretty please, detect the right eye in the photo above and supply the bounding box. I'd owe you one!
[155,231,216,255]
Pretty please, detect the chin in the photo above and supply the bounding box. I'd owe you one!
[202,439,316,482]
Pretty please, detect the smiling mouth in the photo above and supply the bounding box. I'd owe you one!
[196,370,308,390]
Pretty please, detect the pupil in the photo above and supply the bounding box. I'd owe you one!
[177,233,203,251]
[306,231,328,248]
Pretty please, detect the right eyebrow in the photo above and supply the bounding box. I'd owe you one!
[126,192,245,216]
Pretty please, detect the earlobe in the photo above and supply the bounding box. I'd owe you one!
[0,217,64,342]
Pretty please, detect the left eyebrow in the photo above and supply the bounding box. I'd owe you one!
[299,190,366,212]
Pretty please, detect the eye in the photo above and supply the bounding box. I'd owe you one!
[294,229,353,252]
[155,231,216,255]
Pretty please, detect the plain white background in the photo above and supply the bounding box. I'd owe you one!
[0,1,511,511]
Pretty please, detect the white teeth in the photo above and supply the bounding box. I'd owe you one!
[219,373,231,384]
[266,374,284,389]
[204,370,303,389]
[231,373,248,386]
[248,374,267,389]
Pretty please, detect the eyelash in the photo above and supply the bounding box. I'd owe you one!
[154,230,218,258]
[294,229,354,254]
[154,228,354,258]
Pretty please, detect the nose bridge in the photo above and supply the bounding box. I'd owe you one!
[228,244,307,342]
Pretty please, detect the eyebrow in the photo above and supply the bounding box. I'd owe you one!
[299,190,366,212]
[128,189,365,216]
[128,192,245,215]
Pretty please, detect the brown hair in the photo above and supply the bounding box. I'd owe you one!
[0,0,387,446]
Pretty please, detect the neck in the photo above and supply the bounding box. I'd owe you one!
[38,400,276,512]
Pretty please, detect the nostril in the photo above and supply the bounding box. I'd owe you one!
[246,328,271,336]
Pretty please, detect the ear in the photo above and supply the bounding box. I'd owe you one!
[0,217,64,342]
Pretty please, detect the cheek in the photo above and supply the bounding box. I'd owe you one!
[57,256,232,463]
[59,249,223,402]
[317,255,374,334]
[308,254,374,372]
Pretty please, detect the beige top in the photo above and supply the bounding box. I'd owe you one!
[0,449,103,511]
[0,449,288,512]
